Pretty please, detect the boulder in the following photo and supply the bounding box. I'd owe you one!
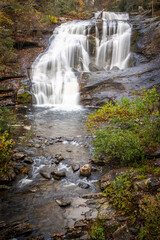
[112,224,133,240]
[144,177,160,191]
[51,170,66,180]
[13,152,25,160]
[80,164,91,177]
[55,154,64,162]
[40,170,51,180]
[72,164,80,172]
[55,198,71,207]
[40,165,56,180]
[24,158,33,164]
[21,167,30,174]
[78,182,90,189]
[13,163,25,174]
[98,201,115,220]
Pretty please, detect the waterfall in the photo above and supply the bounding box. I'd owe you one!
[95,12,131,70]
[32,12,131,106]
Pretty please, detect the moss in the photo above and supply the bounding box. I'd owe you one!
[131,30,140,52]
[16,92,31,104]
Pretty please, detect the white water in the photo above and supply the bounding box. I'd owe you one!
[95,11,131,69]
[32,12,131,106]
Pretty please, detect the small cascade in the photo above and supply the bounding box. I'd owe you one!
[95,11,131,70]
[32,11,131,106]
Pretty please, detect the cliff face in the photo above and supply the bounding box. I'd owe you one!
[0,24,55,107]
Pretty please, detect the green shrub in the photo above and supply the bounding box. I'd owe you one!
[90,221,105,240]
[0,107,17,134]
[138,194,160,240]
[0,30,16,63]
[93,128,143,166]
[87,88,160,166]
[40,15,57,24]
[104,171,137,215]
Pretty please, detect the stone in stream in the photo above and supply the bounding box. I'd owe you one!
[55,198,71,207]
[24,158,33,164]
[51,170,66,180]
[72,164,80,172]
[55,154,64,163]
[12,152,25,160]
[80,164,91,177]
[78,182,90,189]
[40,164,57,180]
[40,170,51,180]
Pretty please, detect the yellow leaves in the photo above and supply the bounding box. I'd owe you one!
[0,11,13,25]
[78,0,85,12]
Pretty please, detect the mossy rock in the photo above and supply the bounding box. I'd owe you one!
[16,92,32,104]
[131,29,140,52]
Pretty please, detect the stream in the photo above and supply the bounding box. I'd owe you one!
[0,106,104,239]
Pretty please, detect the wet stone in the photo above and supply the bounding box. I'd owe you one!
[55,198,71,207]
[78,182,90,189]
[40,170,51,180]
[80,164,91,177]
[13,152,25,160]
[51,170,66,180]
[74,220,87,228]
[55,154,64,162]
[72,164,80,172]
[13,163,25,173]
[24,158,33,164]
[0,218,32,238]
[35,144,41,148]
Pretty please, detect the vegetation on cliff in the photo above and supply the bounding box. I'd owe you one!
[87,88,160,239]
[87,87,160,166]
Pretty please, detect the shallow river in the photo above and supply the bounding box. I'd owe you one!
[0,106,103,239]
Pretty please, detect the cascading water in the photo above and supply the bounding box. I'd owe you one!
[95,11,131,70]
[32,11,131,106]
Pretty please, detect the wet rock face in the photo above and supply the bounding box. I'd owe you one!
[80,56,160,106]
[0,218,32,239]
[140,20,160,58]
